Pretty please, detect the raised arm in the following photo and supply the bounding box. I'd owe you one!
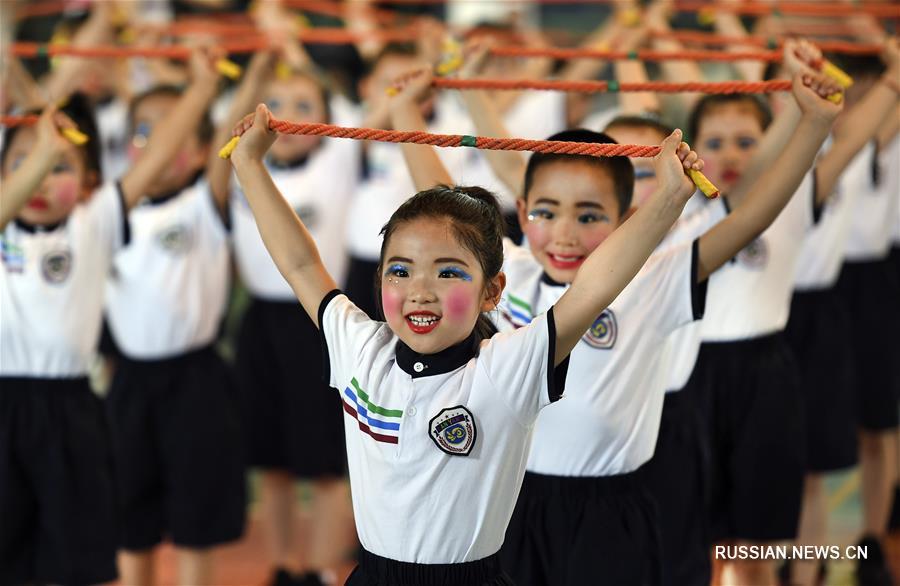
[458,44,526,195]
[119,47,221,210]
[229,104,338,324]
[815,39,900,202]
[614,25,661,115]
[4,57,46,111]
[727,40,818,207]
[387,68,454,191]
[43,1,116,102]
[207,48,276,215]
[0,107,74,229]
[645,0,704,113]
[697,73,842,281]
[713,0,766,81]
[552,131,701,364]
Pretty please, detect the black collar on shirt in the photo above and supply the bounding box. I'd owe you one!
[143,170,204,207]
[396,332,480,378]
[540,272,567,288]
[267,152,311,171]
[14,218,66,234]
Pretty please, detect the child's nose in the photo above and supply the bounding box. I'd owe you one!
[408,278,437,304]
[552,217,579,246]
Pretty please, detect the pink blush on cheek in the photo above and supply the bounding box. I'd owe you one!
[444,285,474,322]
[53,178,79,207]
[381,287,403,322]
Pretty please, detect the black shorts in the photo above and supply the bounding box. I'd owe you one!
[644,389,712,586]
[106,346,246,550]
[344,255,380,320]
[346,549,513,586]
[690,333,806,542]
[0,377,117,585]
[835,259,900,431]
[501,469,661,586]
[235,298,346,478]
[892,246,900,281]
[785,289,858,472]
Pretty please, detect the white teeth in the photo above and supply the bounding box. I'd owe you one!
[553,255,581,262]
[408,315,439,326]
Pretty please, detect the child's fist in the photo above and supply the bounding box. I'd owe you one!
[653,129,704,202]
[36,105,77,159]
[230,104,277,164]
[881,37,900,76]
[792,71,843,122]
[387,67,434,106]
[783,39,822,77]
[188,43,224,88]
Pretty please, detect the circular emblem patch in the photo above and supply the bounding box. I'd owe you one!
[156,224,192,254]
[41,249,72,284]
[737,237,768,270]
[582,309,617,349]
[429,406,477,457]
[294,205,318,230]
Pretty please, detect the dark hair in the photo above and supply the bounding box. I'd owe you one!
[365,42,419,76]
[267,67,333,124]
[523,129,634,216]
[128,85,214,144]
[604,114,675,143]
[1,92,102,187]
[688,95,773,143]
[826,54,885,78]
[376,185,505,346]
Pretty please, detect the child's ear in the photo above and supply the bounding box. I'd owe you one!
[516,197,529,231]
[80,170,100,200]
[481,271,506,312]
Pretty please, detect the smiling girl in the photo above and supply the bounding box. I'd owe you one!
[227,101,702,584]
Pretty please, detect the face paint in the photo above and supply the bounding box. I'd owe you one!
[52,176,79,208]
[381,284,403,323]
[444,284,474,323]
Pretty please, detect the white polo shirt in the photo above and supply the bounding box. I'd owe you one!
[701,171,818,342]
[844,138,899,263]
[495,238,706,476]
[660,195,729,393]
[1,183,129,377]
[319,291,566,563]
[231,137,359,300]
[104,178,229,360]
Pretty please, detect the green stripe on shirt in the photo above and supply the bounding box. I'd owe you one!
[350,377,404,418]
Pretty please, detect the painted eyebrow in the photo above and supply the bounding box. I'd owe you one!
[386,257,414,264]
[533,198,606,211]
[435,258,469,266]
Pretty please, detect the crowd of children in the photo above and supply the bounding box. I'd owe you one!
[1,0,899,585]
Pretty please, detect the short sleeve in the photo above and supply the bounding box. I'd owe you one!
[318,291,391,388]
[79,181,130,253]
[477,308,568,426]
[633,240,707,336]
[194,178,231,236]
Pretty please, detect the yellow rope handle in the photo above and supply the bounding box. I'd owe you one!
[216,58,242,80]
[688,169,720,199]
[62,127,88,145]
[821,60,854,88]
[218,135,240,159]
